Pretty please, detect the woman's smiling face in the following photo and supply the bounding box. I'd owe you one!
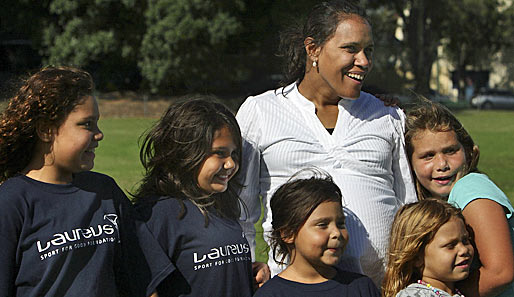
[314,14,374,100]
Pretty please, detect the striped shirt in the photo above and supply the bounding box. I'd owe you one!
[236,83,416,285]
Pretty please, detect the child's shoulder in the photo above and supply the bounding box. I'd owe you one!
[450,172,511,211]
[73,171,128,201]
[253,275,287,297]
[136,195,187,210]
[396,283,441,297]
[333,270,380,294]
[73,171,116,187]
[254,271,379,297]
[74,171,126,191]
[0,174,28,191]
[135,196,197,222]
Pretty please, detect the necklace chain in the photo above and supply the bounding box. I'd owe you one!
[417,280,465,297]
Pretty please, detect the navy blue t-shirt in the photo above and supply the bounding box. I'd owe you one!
[136,196,254,297]
[0,172,173,297]
[254,269,380,297]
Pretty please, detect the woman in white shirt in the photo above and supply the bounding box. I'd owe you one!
[236,1,416,286]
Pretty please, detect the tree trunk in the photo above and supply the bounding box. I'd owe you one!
[405,0,438,95]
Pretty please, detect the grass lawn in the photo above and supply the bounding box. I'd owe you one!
[94,109,514,263]
[94,117,157,194]
[455,110,514,200]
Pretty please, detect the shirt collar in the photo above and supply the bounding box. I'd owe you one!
[288,82,358,113]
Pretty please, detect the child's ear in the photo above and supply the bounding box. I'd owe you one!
[281,231,295,244]
[36,122,54,143]
[414,254,424,269]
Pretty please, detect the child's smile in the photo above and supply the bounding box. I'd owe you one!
[287,201,348,280]
[420,217,474,294]
[410,130,467,198]
[28,95,103,184]
[197,126,239,194]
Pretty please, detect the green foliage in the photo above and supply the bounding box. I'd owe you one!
[40,0,145,90]
[139,0,244,93]
[44,19,116,66]
[43,0,125,65]
[4,0,513,95]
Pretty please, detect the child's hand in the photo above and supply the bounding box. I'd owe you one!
[252,262,270,289]
[375,94,399,107]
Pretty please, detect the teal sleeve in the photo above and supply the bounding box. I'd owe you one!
[449,173,513,219]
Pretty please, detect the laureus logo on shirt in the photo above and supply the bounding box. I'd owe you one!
[104,213,121,243]
[193,243,250,263]
[193,243,251,271]
[36,214,119,261]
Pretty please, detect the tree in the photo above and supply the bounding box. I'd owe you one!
[139,0,244,93]
[368,0,514,96]
[442,0,514,96]
[365,6,410,94]
[41,0,145,90]
[368,0,453,95]
[0,0,50,73]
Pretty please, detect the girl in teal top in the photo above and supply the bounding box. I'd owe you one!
[404,101,514,297]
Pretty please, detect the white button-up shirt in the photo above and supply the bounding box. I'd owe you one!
[236,83,416,285]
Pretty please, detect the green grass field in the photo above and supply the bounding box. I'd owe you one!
[94,109,514,262]
[94,117,157,194]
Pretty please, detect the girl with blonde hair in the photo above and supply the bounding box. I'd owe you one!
[383,199,473,297]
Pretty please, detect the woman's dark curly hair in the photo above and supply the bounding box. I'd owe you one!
[133,98,243,223]
[269,169,343,265]
[0,66,94,182]
[278,0,369,87]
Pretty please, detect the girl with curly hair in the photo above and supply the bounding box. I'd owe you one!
[0,66,171,297]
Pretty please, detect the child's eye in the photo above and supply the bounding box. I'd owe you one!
[337,221,346,229]
[213,150,228,158]
[316,223,328,228]
[446,148,459,155]
[81,121,93,129]
[445,243,456,250]
[422,153,434,160]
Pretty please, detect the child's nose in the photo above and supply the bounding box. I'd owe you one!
[224,156,236,169]
[95,128,104,141]
[435,154,449,171]
[458,242,473,256]
[331,225,346,239]
[338,228,349,243]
